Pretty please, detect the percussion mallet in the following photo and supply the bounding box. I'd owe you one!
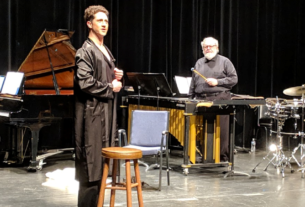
[191,68,207,82]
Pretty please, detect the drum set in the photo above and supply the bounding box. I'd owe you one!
[252,85,305,178]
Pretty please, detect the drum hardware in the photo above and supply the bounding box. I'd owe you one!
[270,130,301,137]
[290,143,305,169]
[252,97,295,177]
[283,84,305,178]
[253,86,305,178]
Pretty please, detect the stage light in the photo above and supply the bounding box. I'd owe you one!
[269,144,277,152]
[42,168,79,194]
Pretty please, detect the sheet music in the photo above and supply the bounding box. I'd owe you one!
[1,72,24,95]
[0,110,10,117]
[175,76,192,94]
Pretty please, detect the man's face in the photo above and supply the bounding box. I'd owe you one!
[87,12,109,37]
[202,39,218,60]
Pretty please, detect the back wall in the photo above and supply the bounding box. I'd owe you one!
[1,0,304,99]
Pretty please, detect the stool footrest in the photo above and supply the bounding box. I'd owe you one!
[105,182,139,190]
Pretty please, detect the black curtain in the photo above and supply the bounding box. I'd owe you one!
[1,0,305,99]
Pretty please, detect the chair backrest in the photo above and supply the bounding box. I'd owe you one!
[129,110,169,147]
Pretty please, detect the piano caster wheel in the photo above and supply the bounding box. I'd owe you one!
[252,169,255,173]
[183,168,189,176]
[27,160,44,171]
[36,165,42,171]
[37,159,45,171]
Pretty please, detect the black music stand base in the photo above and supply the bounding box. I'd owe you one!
[235,146,251,153]
[224,169,251,178]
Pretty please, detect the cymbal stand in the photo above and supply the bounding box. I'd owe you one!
[290,84,305,178]
[252,97,294,177]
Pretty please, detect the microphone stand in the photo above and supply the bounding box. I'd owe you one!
[137,86,141,110]
[154,78,161,111]
[156,87,160,111]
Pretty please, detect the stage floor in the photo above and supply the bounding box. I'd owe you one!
[0,149,305,207]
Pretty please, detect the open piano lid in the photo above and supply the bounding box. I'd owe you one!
[18,30,76,95]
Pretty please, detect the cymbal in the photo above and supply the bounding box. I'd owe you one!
[283,86,305,96]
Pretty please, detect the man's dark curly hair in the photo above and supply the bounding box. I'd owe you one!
[84,5,109,22]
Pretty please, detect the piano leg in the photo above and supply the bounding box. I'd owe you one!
[21,123,51,171]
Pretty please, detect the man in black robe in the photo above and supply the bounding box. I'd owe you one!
[74,5,123,207]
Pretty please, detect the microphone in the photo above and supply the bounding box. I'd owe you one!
[191,67,207,81]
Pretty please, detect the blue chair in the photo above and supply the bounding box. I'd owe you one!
[119,110,170,191]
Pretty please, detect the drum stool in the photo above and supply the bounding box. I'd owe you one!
[97,147,143,207]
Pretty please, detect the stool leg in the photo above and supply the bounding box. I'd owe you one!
[125,159,132,207]
[98,158,110,207]
[134,159,143,207]
[110,159,118,207]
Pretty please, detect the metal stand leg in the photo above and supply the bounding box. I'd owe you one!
[252,150,274,172]
[291,143,305,177]
[224,110,251,178]
[235,106,251,153]
[253,148,294,177]
[291,144,305,167]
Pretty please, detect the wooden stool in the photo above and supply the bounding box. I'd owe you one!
[97,147,144,207]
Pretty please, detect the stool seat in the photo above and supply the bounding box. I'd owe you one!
[98,147,144,207]
[102,147,142,159]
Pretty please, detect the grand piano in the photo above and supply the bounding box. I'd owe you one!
[0,30,75,171]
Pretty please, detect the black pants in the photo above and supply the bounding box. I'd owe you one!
[78,180,100,207]
[199,92,231,161]
[77,159,115,207]
[219,115,230,161]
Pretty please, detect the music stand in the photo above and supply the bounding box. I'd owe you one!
[0,72,25,96]
[126,72,174,109]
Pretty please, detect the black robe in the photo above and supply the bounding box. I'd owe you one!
[74,38,117,183]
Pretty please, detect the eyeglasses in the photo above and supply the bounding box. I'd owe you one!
[203,45,216,49]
